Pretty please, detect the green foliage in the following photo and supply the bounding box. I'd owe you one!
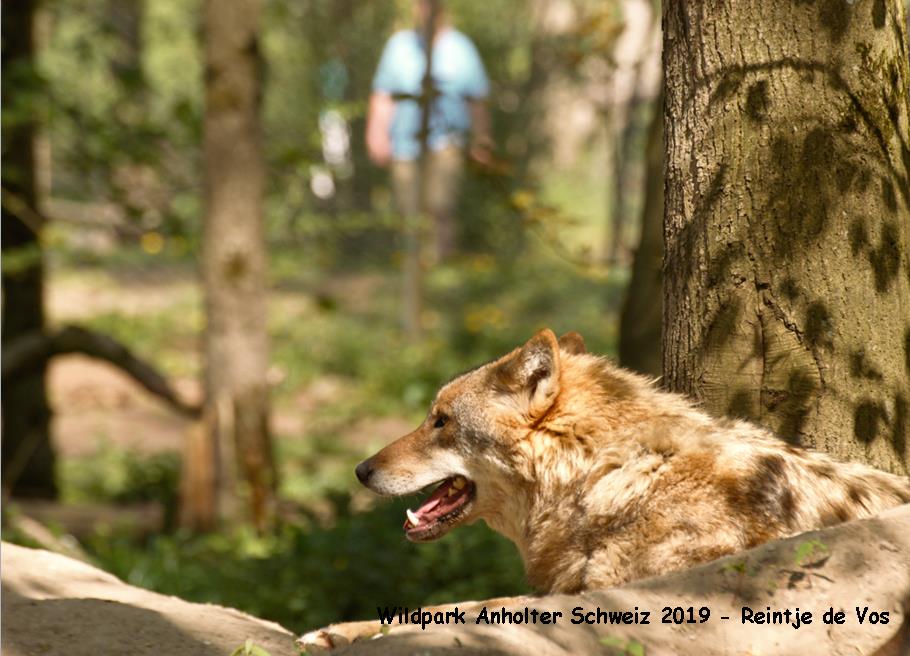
[720,559,750,576]
[229,639,273,656]
[793,538,829,568]
[40,0,201,223]
[600,636,646,656]
[268,244,623,415]
[83,497,528,635]
[61,441,181,528]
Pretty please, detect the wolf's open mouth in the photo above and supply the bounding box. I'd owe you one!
[403,475,475,542]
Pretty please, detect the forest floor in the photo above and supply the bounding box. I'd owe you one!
[46,264,412,460]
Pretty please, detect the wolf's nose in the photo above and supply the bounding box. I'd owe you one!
[355,460,374,485]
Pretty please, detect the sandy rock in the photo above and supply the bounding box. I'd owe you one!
[1,542,298,656]
[309,504,910,656]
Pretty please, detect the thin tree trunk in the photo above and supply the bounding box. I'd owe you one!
[608,89,645,265]
[401,0,440,340]
[107,0,144,88]
[618,97,663,377]
[1,0,57,499]
[183,0,276,530]
[663,0,910,473]
[33,5,52,204]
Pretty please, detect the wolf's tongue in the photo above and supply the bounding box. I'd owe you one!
[405,476,469,527]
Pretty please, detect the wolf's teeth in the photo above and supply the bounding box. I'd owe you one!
[452,477,466,490]
[406,508,420,526]
[448,487,457,497]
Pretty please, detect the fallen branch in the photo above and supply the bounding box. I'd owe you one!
[9,499,165,540]
[2,324,200,418]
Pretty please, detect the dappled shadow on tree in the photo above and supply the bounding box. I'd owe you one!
[892,393,908,456]
[768,370,819,444]
[765,127,868,260]
[698,57,908,294]
[807,0,853,43]
[802,301,834,353]
[700,56,909,212]
[850,217,904,293]
[849,349,884,381]
[904,327,910,378]
[853,391,908,458]
[704,297,742,351]
[664,163,728,286]
[727,388,757,423]
[707,241,746,290]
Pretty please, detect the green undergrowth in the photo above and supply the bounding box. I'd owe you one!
[82,496,528,634]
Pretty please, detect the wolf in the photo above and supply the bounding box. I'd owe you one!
[300,329,910,650]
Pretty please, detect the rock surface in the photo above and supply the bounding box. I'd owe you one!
[307,504,910,656]
[1,542,298,656]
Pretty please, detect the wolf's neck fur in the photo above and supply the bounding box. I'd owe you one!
[498,355,699,591]
[485,353,910,593]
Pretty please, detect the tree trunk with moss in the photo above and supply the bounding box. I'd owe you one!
[1,0,57,499]
[183,0,276,530]
[662,0,910,473]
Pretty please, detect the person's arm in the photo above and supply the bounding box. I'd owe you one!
[366,92,395,167]
[468,99,493,166]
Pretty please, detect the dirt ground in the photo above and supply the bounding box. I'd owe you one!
[1,542,299,656]
[46,267,199,457]
[45,267,410,459]
[49,355,196,457]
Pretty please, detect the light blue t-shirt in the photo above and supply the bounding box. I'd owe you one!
[372,28,490,161]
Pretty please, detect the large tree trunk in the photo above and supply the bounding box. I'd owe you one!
[1,0,57,499]
[183,0,276,530]
[618,99,663,377]
[663,0,910,474]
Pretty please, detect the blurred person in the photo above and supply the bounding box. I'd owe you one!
[366,0,493,261]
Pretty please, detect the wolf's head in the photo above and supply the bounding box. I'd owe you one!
[354,328,592,543]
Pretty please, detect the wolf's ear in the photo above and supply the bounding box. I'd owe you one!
[558,331,586,355]
[496,329,561,417]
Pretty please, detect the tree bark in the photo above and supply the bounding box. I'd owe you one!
[184,0,276,531]
[1,0,57,499]
[107,0,144,89]
[663,0,910,474]
[619,99,663,377]
[400,0,441,340]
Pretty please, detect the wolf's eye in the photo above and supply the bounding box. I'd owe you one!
[434,415,448,428]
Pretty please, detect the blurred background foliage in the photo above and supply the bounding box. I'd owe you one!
[4,0,661,635]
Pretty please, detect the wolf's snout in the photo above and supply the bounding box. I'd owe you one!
[355,459,374,485]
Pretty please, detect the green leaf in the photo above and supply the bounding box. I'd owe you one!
[627,639,645,656]
[229,639,272,656]
[599,636,645,656]
[794,539,829,567]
